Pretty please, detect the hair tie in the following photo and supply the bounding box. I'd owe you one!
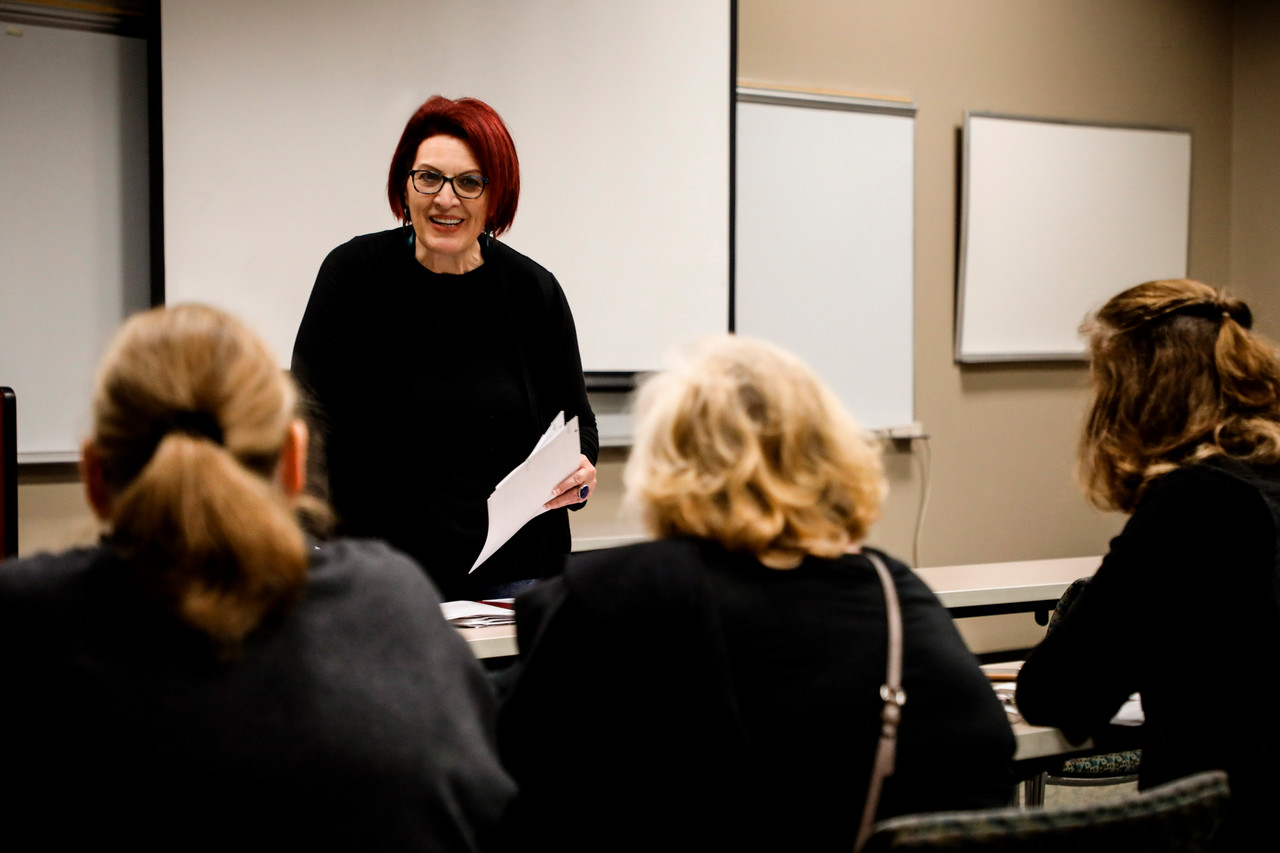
[1168,301,1250,328]
[166,410,224,445]
[1227,303,1253,330]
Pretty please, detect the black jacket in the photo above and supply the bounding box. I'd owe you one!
[1018,458,1280,850]
[499,538,1015,852]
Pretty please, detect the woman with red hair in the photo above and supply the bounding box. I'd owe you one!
[293,96,597,601]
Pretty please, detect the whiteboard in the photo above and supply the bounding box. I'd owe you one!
[0,23,150,462]
[162,0,730,373]
[735,90,915,433]
[957,113,1191,362]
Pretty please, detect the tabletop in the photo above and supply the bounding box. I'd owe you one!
[915,555,1099,621]
[449,553,1102,659]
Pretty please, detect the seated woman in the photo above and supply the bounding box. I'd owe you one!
[1016,279,1280,850]
[0,305,513,850]
[498,336,1014,853]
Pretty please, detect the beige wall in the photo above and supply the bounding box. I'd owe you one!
[14,1,1273,652]
[16,466,96,556]
[1232,0,1280,328]
[738,0,1236,574]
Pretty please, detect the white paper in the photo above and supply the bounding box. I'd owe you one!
[440,601,514,620]
[1110,693,1145,727]
[440,600,515,627]
[469,412,581,573]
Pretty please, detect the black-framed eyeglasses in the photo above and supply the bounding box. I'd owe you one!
[408,169,490,199]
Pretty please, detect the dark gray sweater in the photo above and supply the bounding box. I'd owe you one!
[0,538,514,851]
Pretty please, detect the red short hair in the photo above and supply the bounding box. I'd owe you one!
[387,95,520,236]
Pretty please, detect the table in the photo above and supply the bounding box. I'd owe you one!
[460,623,519,660]
[452,554,1111,765]
[452,554,1102,659]
[455,626,1100,768]
[990,660,1140,782]
[915,555,1099,623]
[1012,720,1092,763]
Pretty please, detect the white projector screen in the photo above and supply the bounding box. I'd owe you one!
[0,22,150,462]
[957,113,1191,362]
[162,0,730,372]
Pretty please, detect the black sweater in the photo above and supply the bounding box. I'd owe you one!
[1017,458,1280,849]
[499,538,1015,852]
[292,227,597,600]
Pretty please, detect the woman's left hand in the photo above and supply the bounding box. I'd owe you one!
[545,454,597,510]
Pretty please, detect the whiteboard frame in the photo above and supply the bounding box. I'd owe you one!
[956,111,1192,363]
[736,86,916,117]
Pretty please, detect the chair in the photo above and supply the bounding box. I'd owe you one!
[863,769,1228,852]
[1,387,15,558]
[1024,576,1141,806]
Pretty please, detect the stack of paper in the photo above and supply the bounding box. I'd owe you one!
[440,600,516,627]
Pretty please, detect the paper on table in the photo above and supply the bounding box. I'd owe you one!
[440,600,513,620]
[469,411,581,573]
[440,600,516,627]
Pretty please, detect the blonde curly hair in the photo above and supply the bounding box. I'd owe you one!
[625,336,886,569]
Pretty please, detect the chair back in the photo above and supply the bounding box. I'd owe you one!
[1047,576,1091,633]
[1,387,15,558]
[863,769,1229,852]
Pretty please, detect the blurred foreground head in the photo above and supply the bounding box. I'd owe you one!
[87,303,308,657]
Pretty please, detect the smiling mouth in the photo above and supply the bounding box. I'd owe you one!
[430,217,463,226]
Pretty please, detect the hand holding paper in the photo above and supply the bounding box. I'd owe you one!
[470,412,582,573]
[544,454,597,511]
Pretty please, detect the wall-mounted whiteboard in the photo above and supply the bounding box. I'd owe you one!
[162,0,730,373]
[0,22,150,463]
[735,88,915,432]
[956,113,1191,362]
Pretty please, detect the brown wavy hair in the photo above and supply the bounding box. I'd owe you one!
[625,336,886,569]
[91,304,308,657]
[1080,279,1280,512]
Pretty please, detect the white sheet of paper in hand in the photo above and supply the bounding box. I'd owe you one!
[470,412,580,573]
[494,411,564,491]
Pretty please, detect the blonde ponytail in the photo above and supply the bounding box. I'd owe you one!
[91,305,308,658]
